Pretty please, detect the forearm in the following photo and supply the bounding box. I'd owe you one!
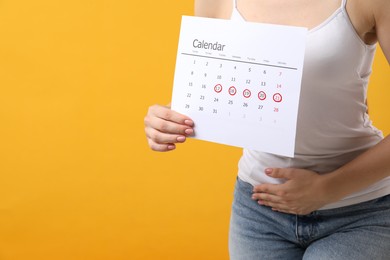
[324,135,390,202]
[326,0,390,201]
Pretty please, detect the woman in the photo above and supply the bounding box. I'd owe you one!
[144,0,390,258]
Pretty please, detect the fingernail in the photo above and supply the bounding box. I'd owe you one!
[265,168,273,175]
[177,136,186,142]
[167,145,176,150]
[184,128,194,135]
[184,120,194,126]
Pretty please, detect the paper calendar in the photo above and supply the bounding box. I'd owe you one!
[171,16,307,157]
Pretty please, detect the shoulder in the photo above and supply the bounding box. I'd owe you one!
[347,0,390,45]
[370,0,390,28]
[194,0,232,19]
[350,0,389,19]
[348,0,390,29]
[371,0,390,61]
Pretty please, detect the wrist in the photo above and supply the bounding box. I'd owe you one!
[320,170,348,204]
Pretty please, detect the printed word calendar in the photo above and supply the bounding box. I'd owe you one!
[171,16,307,157]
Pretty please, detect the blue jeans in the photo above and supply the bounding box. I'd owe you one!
[229,177,390,259]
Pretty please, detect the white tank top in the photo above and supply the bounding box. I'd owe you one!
[232,0,390,209]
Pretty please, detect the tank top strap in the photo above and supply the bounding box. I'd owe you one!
[233,0,237,8]
[341,0,347,8]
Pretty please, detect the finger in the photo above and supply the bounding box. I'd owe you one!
[147,138,176,152]
[146,116,194,136]
[265,168,292,180]
[145,127,187,145]
[148,105,194,126]
[269,202,308,215]
[145,105,194,136]
[257,199,283,209]
[252,183,280,195]
[257,199,293,214]
[251,192,281,203]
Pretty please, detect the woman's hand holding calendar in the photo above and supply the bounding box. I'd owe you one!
[144,104,194,152]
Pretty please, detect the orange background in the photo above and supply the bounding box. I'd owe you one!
[0,1,388,259]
